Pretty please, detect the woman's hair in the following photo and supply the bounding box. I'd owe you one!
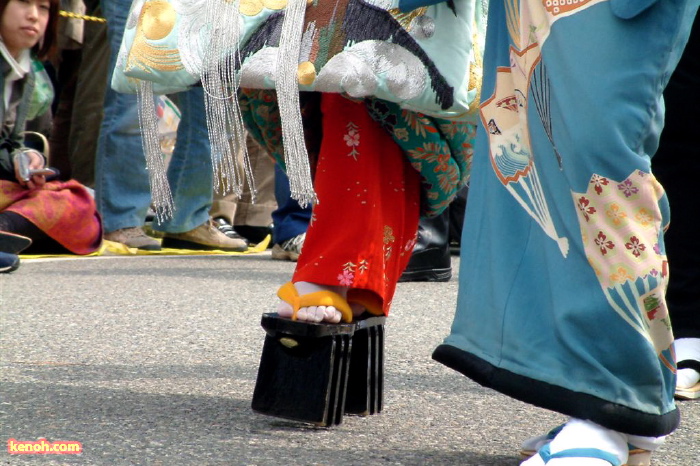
[0,0,60,60]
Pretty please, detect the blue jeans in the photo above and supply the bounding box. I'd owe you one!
[95,0,212,234]
[272,164,311,243]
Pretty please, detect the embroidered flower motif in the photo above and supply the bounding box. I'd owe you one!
[408,142,441,161]
[605,203,627,226]
[653,243,661,255]
[383,226,395,245]
[394,127,409,141]
[433,152,451,173]
[404,112,438,138]
[358,259,369,274]
[625,236,646,258]
[617,179,639,198]
[344,129,360,147]
[610,265,634,284]
[383,226,395,261]
[337,269,355,286]
[410,161,423,173]
[462,143,474,159]
[635,208,653,228]
[344,122,360,160]
[577,196,596,222]
[590,174,609,195]
[438,121,460,138]
[368,99,391,120]
[594,231,615,255]
[384,113,398,129]
[339,263,359,284]
[437,171,458,193]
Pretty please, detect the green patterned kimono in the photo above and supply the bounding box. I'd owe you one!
[240,89,476,217]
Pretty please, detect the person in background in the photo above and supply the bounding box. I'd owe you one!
[96,0,247,253]
[212,132,314,260]
[0,0,102,256]
[210,132,275,247]
[269,164,310,262]
[49,0,106,187]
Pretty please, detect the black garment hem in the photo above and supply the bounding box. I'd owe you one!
[432,344,680,437]
[673,330,700,340]
[678,359,700,373]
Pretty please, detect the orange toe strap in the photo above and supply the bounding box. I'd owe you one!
[346,289,384,316]
[277,282,354,323]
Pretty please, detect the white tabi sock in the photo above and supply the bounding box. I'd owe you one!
[521,418,628,466]
[675,338,700,389]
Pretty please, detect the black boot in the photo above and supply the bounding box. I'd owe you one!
[448,185,469,255]
[399,208,451,282]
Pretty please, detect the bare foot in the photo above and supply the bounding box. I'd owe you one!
[277,281,356,323]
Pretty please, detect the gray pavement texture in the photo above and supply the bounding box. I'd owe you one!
[1,253,698,466]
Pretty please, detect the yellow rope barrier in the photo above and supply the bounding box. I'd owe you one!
[59,10,107,23]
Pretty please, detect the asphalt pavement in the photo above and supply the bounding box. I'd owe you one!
[1,252,698,465]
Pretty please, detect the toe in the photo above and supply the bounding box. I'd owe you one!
[322,306,342,323]
[308,306,324,322]
[296,306,311,322]
[277,301,293,318]
[298,306,324,322]
[294,305,343,323]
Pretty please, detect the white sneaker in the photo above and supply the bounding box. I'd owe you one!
[271,233,305,261]
[104,227,161,251]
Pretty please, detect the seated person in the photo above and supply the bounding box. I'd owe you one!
[0,0,101,255]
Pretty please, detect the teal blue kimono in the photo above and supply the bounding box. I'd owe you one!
[433,0,698,437]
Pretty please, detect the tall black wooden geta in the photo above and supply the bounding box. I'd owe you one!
[344,316,385,416]
[251,313,386,426]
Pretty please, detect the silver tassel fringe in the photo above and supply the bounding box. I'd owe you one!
[275,0,316,207]
[201,0,256,202]
[133,0,318,217]
[137,80,174,222]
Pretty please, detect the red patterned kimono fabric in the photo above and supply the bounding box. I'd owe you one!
[292,94,421,315]
[0,180,102,255]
